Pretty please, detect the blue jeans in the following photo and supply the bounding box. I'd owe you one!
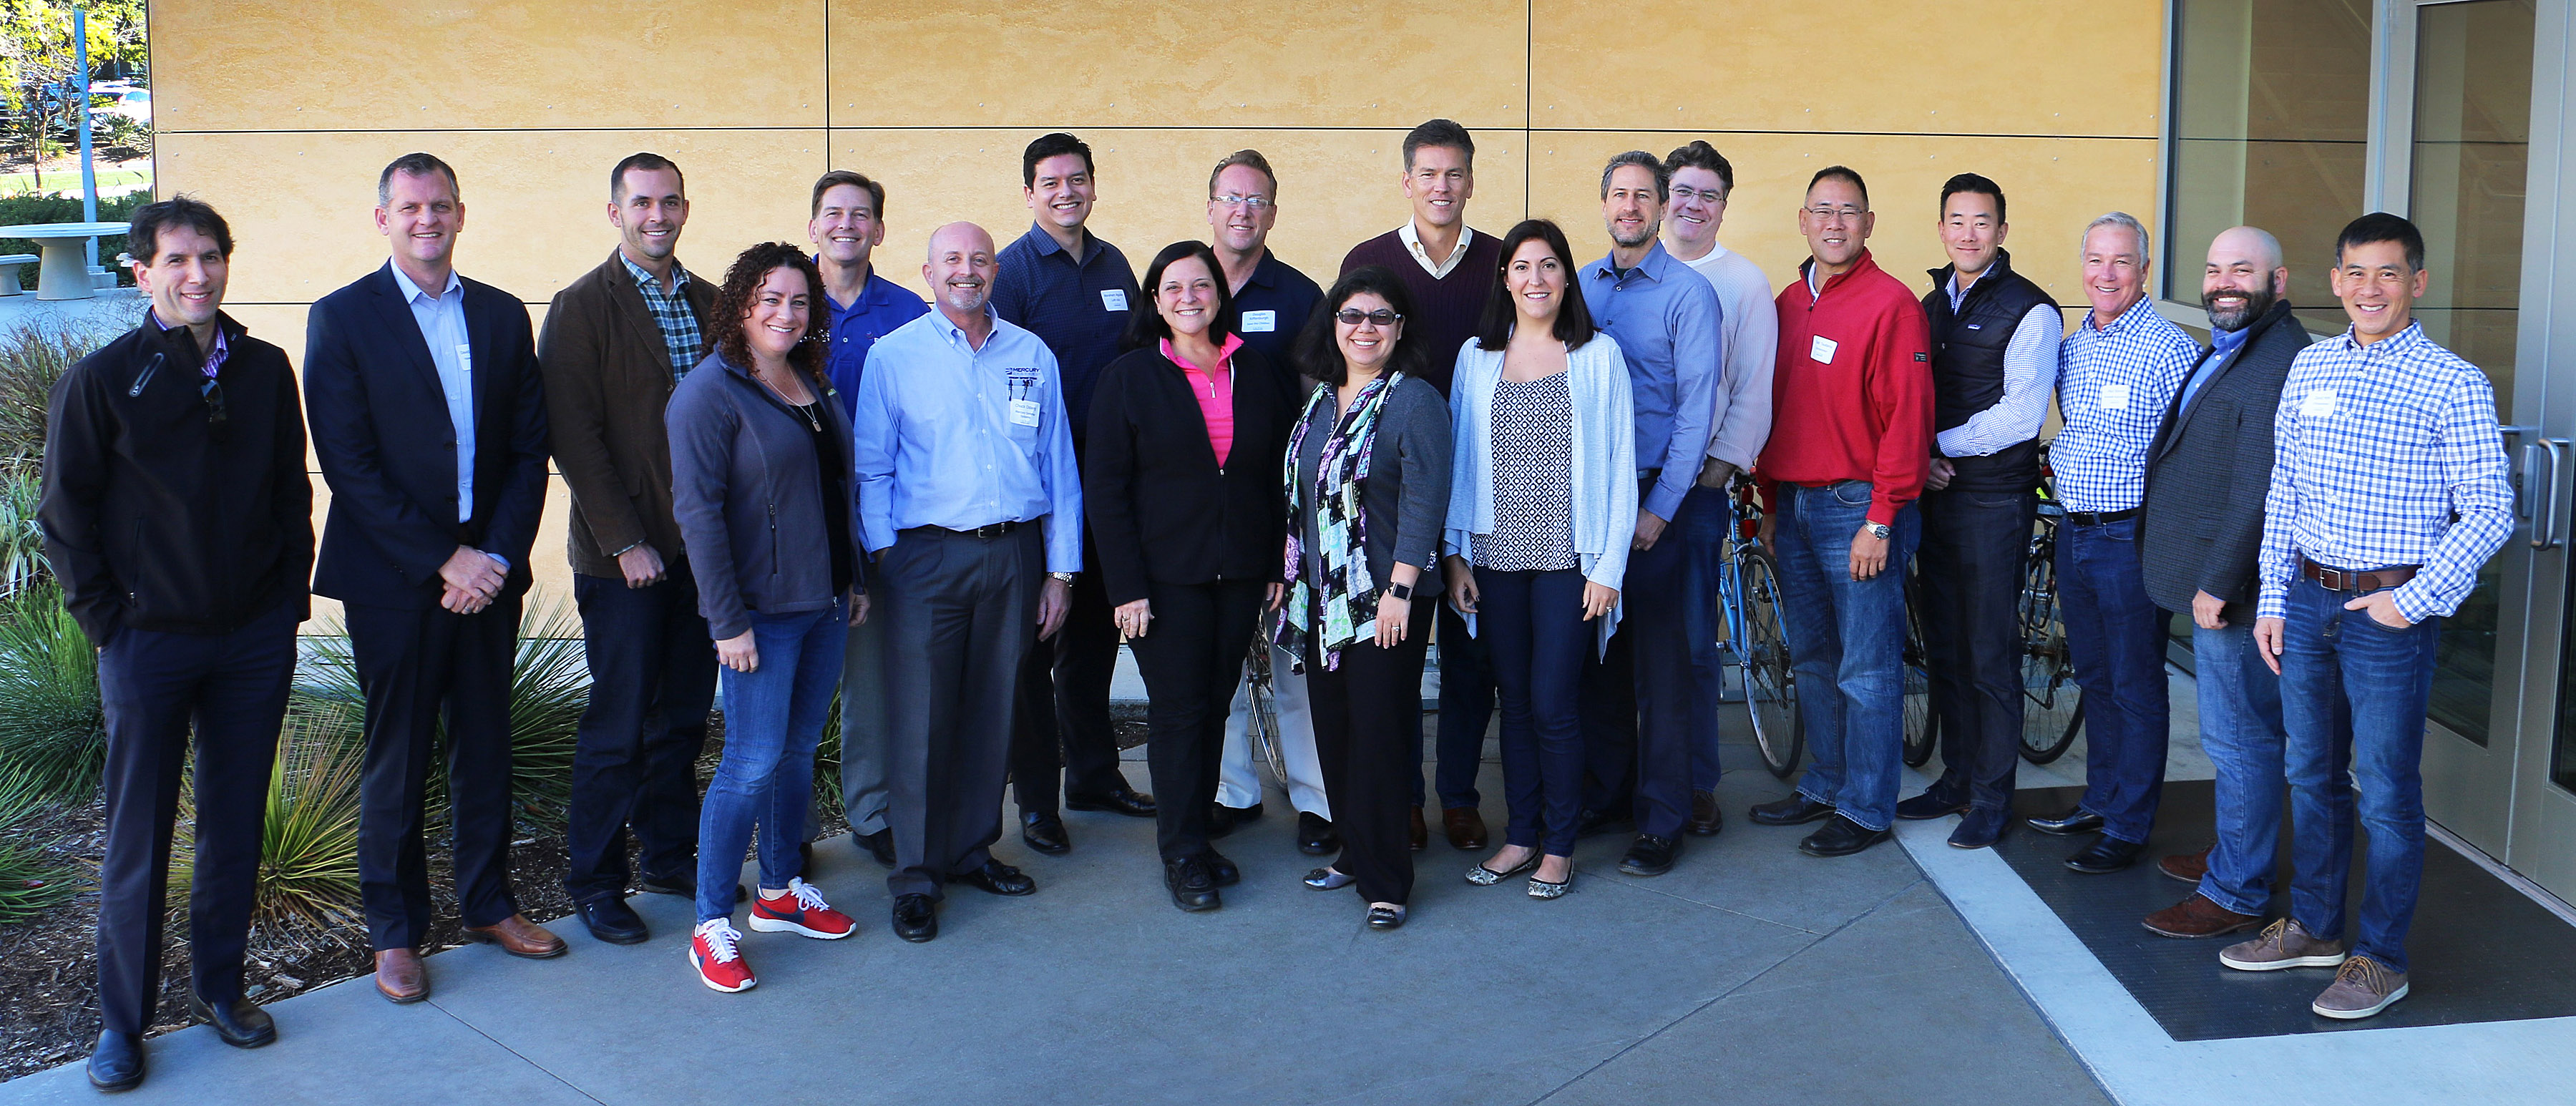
[1418,601,1492,811]
[1774,481,1917,832]
[1477,567,1589,856]
[696,600,848,923]
[2056,518,2172,843]
[1678,484,1732,792]
[2192,621,2290,915]
[2280,577,2437,973]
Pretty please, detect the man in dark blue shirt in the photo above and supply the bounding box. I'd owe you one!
[991,132,1155,854]
[1205,148,1323,363]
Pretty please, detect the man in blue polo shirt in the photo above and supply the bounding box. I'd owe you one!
[991,132,1155,858]
[808,168,927,869]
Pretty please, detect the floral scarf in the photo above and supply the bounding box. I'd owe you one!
[1275,372,1403,672]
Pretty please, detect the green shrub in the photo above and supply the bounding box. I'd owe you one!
[0,760,77,925]
[0,322,117,470]
[0,579,104,800]
[0,469,46,597]
[172,705,365,931]
[0,192,147,278]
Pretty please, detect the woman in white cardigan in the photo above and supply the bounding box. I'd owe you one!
[1440,220,1636,899]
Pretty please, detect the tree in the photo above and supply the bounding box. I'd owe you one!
[0,1,147,190]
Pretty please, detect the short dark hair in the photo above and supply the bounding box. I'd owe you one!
[1023,132,1095,188]
[1475,220,1595,352]
[1599,150,1668,202]
[1807,165,1868,209]
[1938,173,2006,223]
[711,242,829,386]
[377,152,460,206]
[1295,265,1430,387]
[1207,149,1278,198]
[1663,141,1735,195]
[1126,241,1234,351]
[1402,119,1474,172]
[610,152,684,201]
[2334,211,2426,273]
[127,194,233,264]
[810,170,887,219]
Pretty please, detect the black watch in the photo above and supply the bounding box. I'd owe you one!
[1387,581,1415,602]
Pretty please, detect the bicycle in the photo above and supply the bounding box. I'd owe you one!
[1901,568,1938,768]
[1718,477,1804,778]
[2017,456,2084,763]
[1242,630,1292,795]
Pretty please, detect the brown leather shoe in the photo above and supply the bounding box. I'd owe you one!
[2159,845,2212,884]
[374,949,428,1004]
[1443,806,1488,851]
[463,914,568,959]
[1409,806,1428,851]
[1687,790,1723,836]
[2142,893,2263,939]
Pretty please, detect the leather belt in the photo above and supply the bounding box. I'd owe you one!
[2301,558,2418,594]
[908,520,1025,540]
[2062,507,2140,527]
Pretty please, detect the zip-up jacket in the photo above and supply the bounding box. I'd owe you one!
[1083,343,1297,608]
[667,349,866,640]
[1757,250,1933,526]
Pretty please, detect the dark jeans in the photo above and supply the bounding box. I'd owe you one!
[1581,482,1709,839]
[1678,483,1732,792]
[93,601,297,1037]
[1308,597,1433,906]
[1477,567,1588,856]
[564,565,716,904]
[1129,578,1265,861]
[696,599,846,922]
[2192,621,2290,916]
[1419,601,1491,810]
[1773,481,1918,832]
[2057,517,2172,843]
[348,595,523,951]
[1010,532,1127,814]
[886,525,1042,901]
[2280,577,2437,973]
[1917,488,2036,812]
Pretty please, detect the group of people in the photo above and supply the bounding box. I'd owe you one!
[43,115,2507,1091]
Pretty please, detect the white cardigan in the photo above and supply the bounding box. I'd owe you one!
[1442,333,1639,653]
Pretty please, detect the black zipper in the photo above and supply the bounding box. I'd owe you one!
[768,501,779,577]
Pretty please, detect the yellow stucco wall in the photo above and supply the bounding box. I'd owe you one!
[147,0,2167,627]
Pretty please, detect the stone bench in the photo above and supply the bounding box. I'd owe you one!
[0,255,36,297]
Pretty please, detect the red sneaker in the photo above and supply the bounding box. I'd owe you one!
[690,920,755,992]
[748,878,857,940]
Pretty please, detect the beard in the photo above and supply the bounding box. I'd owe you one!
[2202,285,2275,332]
[1610,219,1660,250]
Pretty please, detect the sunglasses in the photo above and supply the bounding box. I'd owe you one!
[1334,308,1403,327]
[200,376,227,425]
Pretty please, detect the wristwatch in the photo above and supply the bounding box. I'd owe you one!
[1387,581,1415,602]
[1865,522,1893,541]
[1048,572,1076,585]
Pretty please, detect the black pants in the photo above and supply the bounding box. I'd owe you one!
[562,564,716,903]
[1009,529,1127,815]
[348,595,524,951]
[1307,597,1433,906]
[1918,488,2036,813]
[1579,484,1699,839]
[1419,602,1491,810]
[1479,567,1589,857]
[884,525,1041,901]
[1130,578,1265,861]
[92,602,297,1037]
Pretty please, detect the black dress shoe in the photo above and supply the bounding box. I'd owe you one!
[1619,833,1681,876]
[1207,803,1238,840]
[578,896,650,945]
[1749,793,1837,826]
[1021,811,1070,856]
[1799,814,1892,857]
[1065,786,1156,818]
[185,991,276,1049]
[892,894,938,942]
[1896,788,1970,821]
[2026,806,2105,836]
[1576,806,1636,838]
[87,1030,142,1092]
[1164,856,1221,912]
[2065,835,2145,874]
[638,873,749,903]
[1230,801,1263,822]
[950,859,1037,896]
[1297,811,1339,856]
[855,828,896,868]
[1203,848,1241,887]
[1947,806,2011,850]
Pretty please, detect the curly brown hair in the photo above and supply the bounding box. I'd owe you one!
[711,242,829,384]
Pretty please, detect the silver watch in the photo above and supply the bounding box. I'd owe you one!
[1865,522,1893,541]
[1048,572,1076,584]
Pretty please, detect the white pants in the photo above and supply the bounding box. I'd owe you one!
[1218,645,1330,818]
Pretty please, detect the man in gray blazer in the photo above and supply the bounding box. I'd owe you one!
[2135,226,2311,939]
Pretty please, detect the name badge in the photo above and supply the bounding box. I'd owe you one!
[457,343,474,373]
[1101,288,1128,312]
[1009,398,1042,427]
[2300,388,2338,419]
[1810,335,1838,364]
[2099,383,2130,411]
[1241,309,1277,333]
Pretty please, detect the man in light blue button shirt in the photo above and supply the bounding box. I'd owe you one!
[389,263,480,524]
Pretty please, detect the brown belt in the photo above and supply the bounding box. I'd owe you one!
[2301,557,2419,594]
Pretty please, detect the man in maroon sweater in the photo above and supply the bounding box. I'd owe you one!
[1339,117,1503,852]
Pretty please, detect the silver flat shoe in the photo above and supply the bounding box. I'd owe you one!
[1365,904,1407,929]
[1465,852,1540,886]
[1528,873,1571,899]
[1303,866,1355,890]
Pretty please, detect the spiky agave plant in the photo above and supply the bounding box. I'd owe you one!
[172,705,366,931]
[0,469,49,597]
[0,760,78,925]
[0,579,106,801]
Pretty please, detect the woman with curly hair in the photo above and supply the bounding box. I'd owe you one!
[667,242,869,991]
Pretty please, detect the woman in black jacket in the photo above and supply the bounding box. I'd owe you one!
[1086,240,1301,912]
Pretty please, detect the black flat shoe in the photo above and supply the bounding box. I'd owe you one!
[1164,856,1221,912]
[950,859,1038,895]
[1365,904,1407,930]
[1896,789,1970,821]
[1229,801,1263,822]
[1947,806,2011,850]
[1297,812,1339,856]
[1750,794,1837,826]
[1619,833,1681,876]
[185,991,276,1049]
[639,873,748,903]
[2066,835,2145,874]
[892,894,938,942]
[1065,786,1156,818]
[1799,814,1892,857]
[1021,811,1070,856]
[87,1030,142,1092]
[2026,806,2105,836]
[1203,849,1241,887]
[855,828,896,868]
[578,896,650,945]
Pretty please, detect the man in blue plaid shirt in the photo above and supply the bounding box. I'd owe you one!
[2026,213,2199,873]
[2230,214,2513,1021]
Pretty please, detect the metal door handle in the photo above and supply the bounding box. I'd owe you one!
[2500,426,2536,516]
[2527,438,2569,549]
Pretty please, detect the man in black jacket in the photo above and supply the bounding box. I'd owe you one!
[2136,226,2308,939]
[41,197,310,1091]
[306,153,560,1002]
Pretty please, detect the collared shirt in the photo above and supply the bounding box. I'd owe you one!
[816,263,930,420]
[1226,249,1323,363]
[151,308,229,378]
[618,252,703,382]
[991,224,1137,442]
[1676,240,1777,471]
[389,262,477,525]
[1578,241,1723,519]
[850,307,1083,572]
[1936,302,2062,459]
[2049,295,2198,512]
[1162,333,1243,468]
[2256,321,2512,622]
[1397,220,1475,279]
[2182,322,2255,413]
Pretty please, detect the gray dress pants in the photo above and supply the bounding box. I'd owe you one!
[883,524,1043,900]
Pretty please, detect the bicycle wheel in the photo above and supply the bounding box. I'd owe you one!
[1735,547,1804,778]
[2018,532,2084,764]
[1244,633,1291,793]
[1900,569,1938,768]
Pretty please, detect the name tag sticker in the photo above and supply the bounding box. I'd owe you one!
[1009,398,1042,426]
[1810,335,1838,364]
[2099,383,2130,411]
[457,344,473,373]
[1241,309,1277,333]
[1101,288,1128,312]
[2301,388,2338,419]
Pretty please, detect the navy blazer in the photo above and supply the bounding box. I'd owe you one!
[305,263,551,609]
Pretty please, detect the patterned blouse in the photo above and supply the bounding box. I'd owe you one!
[1471,372,1580,572]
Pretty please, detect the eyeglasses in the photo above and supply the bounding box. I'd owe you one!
[1803,205,1868,223]
[199,375,227,425]
[1670,185,1728,204]
[1334,308,1402,327]
[1210,194,1274,210]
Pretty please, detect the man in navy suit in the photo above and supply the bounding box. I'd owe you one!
[305,152,560,1002]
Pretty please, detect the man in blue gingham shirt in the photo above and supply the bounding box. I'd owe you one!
[2236,215,2512,1021]
[620,252,703,380]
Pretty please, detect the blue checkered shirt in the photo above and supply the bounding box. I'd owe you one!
[2049,296,2198,512]
[620,253,703,381]
[2256,321,2513,622]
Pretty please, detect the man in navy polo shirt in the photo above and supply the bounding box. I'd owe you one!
[808,168,927,868]
[992,132,1156,858]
